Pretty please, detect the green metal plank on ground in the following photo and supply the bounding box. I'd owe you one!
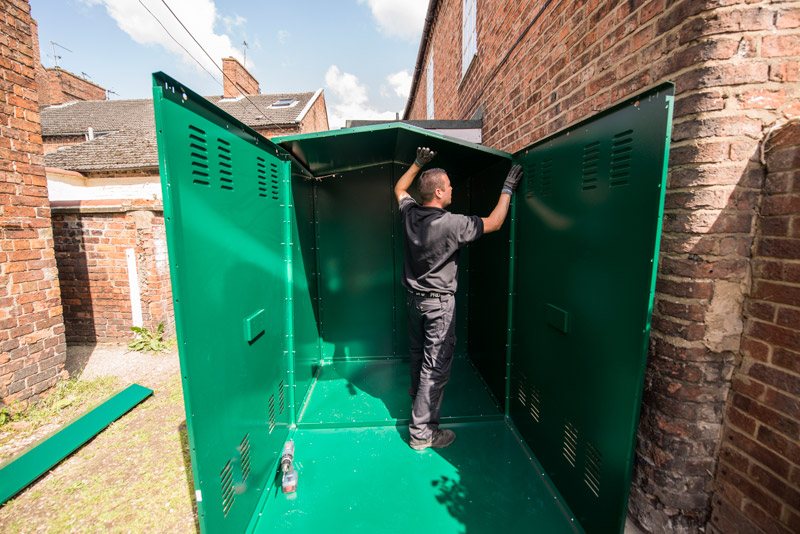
[0,383,153,505]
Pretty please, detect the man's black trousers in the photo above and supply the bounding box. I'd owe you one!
[406,292,456,442]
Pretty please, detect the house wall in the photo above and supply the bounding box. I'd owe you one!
[406,1,800,533]
[299,93,329,134]
[50,203,174,343]
[29,17,106,107]
[0,0,67,406]
[710,121,800,534]
[43,134,86,154]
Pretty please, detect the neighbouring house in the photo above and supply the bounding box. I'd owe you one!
[403,1,800,534]
[41,57,328,344]
[0,0,68,407]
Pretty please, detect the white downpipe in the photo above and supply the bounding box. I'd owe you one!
[126,248,143,327]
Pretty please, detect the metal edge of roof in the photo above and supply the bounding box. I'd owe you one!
[151,71,314,179]
[295,88,323,124]
[0,383,153,505]
[274,121,511,160]
[510,81,676,159]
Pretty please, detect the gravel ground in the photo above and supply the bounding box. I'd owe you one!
[65,343,181,388]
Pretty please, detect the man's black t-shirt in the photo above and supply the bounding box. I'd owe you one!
[399,196,484,294]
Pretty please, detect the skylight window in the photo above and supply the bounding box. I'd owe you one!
[272,98,295,107]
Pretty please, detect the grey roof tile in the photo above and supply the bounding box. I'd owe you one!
[43,91,319,171]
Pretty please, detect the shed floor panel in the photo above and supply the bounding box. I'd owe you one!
[297,357,501,427]
[255,422,578,533]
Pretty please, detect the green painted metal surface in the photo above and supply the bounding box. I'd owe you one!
[253,421,580,533]
[297,357,500,428]
[153,72,301,534]
[154,72,672,534]
[509,83,674,534]
[0,384,152,504]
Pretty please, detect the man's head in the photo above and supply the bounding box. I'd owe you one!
[418,168,452,208]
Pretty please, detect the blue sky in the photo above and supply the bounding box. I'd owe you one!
[32,0,428,127]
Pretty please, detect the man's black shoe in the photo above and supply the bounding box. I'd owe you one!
[409,429,456,450]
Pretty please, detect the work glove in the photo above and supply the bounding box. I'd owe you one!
[501,165,523,195]
[414,147,436,167]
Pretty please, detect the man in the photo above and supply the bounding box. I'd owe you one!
[395,147,522,450]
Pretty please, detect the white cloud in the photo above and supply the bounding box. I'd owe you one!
[325,65,398,129]
[386,70,412,99]
[277,29,290,45]
[358,0,428,40]
[84,0,248,75]
[222,13,246,32]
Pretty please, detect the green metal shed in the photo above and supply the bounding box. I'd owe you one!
[152,72,673,534]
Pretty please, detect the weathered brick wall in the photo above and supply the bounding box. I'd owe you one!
[406,1,800,532]
[222,57,259,98]
[40,69,106,106]
[708,121,800,534]
[299,93,329,133]
[51,203,174,343]
[43,134,85,154]
[0,0,67,406]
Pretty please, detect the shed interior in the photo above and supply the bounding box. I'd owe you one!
[152,72,673,534]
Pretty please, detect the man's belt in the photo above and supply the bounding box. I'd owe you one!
[407,289,451,298]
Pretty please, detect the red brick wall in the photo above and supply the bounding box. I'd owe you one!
[299,93,329,133]
[51,203,174,343]
[222,57,259,97]
[709,121,800,534]
[39,69,106,106]
[406,1,800,532]
[0,0,67,406]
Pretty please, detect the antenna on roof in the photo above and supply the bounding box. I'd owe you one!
[81,72,91,80]
[49,41,72,69]
[243,40,248,66]
[106,89,119,100]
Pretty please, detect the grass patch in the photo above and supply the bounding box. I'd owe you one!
[0,376,198,533]
[0,376,120,460]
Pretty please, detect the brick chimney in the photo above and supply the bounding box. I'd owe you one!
[222,57,259,97]
[30,17,106,105]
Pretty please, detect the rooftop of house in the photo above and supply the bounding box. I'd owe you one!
[43,91,322,172]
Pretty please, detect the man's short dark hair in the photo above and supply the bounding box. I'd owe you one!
[418,168,448,202]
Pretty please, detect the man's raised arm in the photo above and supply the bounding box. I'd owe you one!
[481,164,523,233]
[394,147,436,203]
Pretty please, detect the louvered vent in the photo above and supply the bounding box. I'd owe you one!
[270,163,280,200]
[268,394,276,433]
[220,460,235,517]
[610,130,633,187]
[585,442,602,498]
[257,156,268,198]
[278,380,285,415]
[218,138,233,191]
[540,159,553,197]
[517,377,527,407]
[582,141,600,191]
[563,420,579,468]
[239,434,251,483]
[524,161,537,197]
[529,384,541,423]
[189,125,209,186]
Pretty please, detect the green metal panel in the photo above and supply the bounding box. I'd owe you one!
[153,72,297,534]
[254,421,579,533]
[509,83,674,533]
[0,384,152,504]
[313,165,396,358]
[297,357,500,428]
[278,126,511,362]
[290,174,321,408]
[466,158,515,404]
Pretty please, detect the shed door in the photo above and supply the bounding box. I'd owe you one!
[510,84,674,534]
[153,72,292,534]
